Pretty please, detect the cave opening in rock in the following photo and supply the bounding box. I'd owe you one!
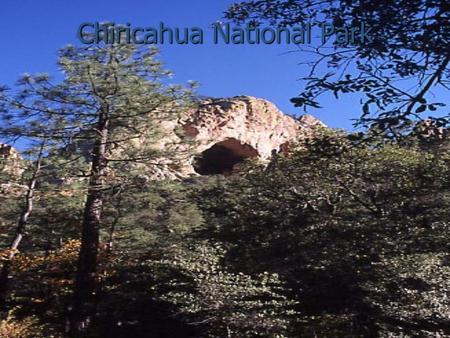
[194,138,259,175]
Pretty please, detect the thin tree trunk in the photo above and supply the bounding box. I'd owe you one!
[70,111,109,333]
[0,141,45,314]
[106,191,123,254]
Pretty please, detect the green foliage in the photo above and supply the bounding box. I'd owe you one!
[101,180,205,252]
[0,130,448,337]
[193,132,450,336]
[365,252,450,337]
[152,242,298,337]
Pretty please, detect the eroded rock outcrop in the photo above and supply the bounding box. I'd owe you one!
[181,96,325,175]
[0,143,23,178]
[0,143,25,196]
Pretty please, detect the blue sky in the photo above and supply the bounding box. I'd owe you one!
[0,0,376,130]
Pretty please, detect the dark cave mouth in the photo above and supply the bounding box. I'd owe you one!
[194,138,259,176]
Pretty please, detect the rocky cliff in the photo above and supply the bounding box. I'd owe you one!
[181,96,324,175]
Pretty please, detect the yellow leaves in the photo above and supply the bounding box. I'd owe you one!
[10,240,81,273]
[0,249,19,262]
[13,255,44,272]
[0,316,46,338]
[1,240,82,297]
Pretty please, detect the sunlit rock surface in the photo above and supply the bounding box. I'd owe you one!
[181,96,325,176]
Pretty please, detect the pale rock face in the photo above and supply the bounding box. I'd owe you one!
[0,143,23,178]
[0,143,24,196]
[0,143,20,160]
[180,96,325,176]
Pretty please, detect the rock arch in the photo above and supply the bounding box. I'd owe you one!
[194,138,258,175]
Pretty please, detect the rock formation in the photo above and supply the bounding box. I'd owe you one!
[181,96,325,176]
[0,143,23,178]
[0,143,24,196]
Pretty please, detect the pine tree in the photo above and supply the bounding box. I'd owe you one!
[0,43,195,333]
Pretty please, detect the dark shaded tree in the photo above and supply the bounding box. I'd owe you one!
[225,0,449,138]
[193,132,450,336]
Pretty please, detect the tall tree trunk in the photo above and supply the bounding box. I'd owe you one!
[70,112,109,333]
[0,141,45,315]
